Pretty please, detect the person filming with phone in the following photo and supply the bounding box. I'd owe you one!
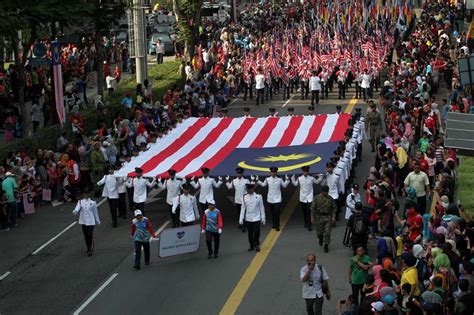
[300,253,330,315]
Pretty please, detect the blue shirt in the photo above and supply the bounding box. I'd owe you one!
[205,209,220,233]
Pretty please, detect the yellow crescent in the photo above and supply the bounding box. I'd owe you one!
[237,156,322,172]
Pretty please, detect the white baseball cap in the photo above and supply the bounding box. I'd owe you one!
[134,210,143,217]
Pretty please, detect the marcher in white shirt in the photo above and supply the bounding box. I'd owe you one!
[73,189,100,256]
[125,167,156,213]
[157,169,184,227]
[309,72,321,106]
[190,167,222,212]
[300,253,330,314]
[97,166,120,227]
[255,69,265,106]
[257,167,289,231]
[117,174,128,219]
[225,167,249,232]
[172,184,199,226]
[345,184,362,220]
[292,166,321,231]
[319,162,341,220]
[239,184,266,252]
[360,69,372,101]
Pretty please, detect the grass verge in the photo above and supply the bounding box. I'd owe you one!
[457,156,474,216]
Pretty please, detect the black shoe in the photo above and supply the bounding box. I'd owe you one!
[208,254,212,259]
[324,244,329,253]
[241,228,247,233]
[112,223,118,228]
[319,237,323,246]
[213,254,218,259]
[133,265,140,270]
[248,247,254,251]
[255,246,261,252]
[276,227,280,231]
[145,261,150,265]
[87,250,92,256]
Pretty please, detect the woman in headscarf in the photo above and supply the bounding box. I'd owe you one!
[403,186,418,218]
[432,246,451,270]
[382,258,401,285]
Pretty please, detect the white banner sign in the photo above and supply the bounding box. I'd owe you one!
[159,225,201,258]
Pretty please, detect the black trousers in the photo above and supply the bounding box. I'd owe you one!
[311,90,320,106]
[305,297,324,315]
[301,202,311,227]
[169,204,180,227]
[301,81,308,99]
[355,81,362,98]
[321,81,327,98]
[417,195,427,214]
[127,187,134,212]
[108,198,118,226]
[134,241,150,267]
[256,88,264,105]
[243,84,253,100]
[199,202,207,214]
[118,193,127,218]
[269,202,281,228]
[283,84,290,100]
[338,82,346,99]
[206,231,220,255]
[134,202,145,214]
[236,204,246,231]
[81,225,94,252]
[351,283,364,305]
[156,53,163,64]
[245,220,261,248]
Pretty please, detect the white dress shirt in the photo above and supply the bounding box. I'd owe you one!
[255,74,265,89]
[226,177,250,205]
[172,194,199,223]
[345,191,362,220]
[258,176,289,203]
[191,176,222,204]
[240,193,266,223]
[97,174,119,199]
[309,76,321,91]
[321,172,340,200]
[73,198,101,226]
[126,177,156,203]
[158,178,184,205]
[118,177,127,194]
[361,73,372,89]
[292,175,320,203]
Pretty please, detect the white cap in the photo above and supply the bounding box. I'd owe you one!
[371,301,384,312]
[5,172,14,177]
[207,198,215,205]
[134,210,143,216]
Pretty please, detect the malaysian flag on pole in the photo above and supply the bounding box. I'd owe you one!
[51,41,65,125]
[116,114,351,178]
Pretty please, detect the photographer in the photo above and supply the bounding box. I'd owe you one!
[336,294,358,315]
[300,253,330,315]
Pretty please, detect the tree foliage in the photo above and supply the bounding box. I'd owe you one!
[173,0,203,60]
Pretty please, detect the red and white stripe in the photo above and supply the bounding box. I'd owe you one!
[116,114,351,178]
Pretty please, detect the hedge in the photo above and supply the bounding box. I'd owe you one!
[0,60,184,161]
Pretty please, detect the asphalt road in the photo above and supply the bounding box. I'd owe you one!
[0,86,376,315]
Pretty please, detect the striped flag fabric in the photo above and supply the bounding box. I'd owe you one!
[116,114,351,178]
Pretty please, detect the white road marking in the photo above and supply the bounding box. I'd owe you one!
[0,271,11,280]
[230,98,239,105]
[282,95,294,108]
[32,222,77,255]
[72,273,119,315]
[97,198,107,206]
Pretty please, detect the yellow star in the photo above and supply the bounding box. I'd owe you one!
[257,153,313,162]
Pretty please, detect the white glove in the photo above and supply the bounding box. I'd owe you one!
[201,229,205,234]
[262,219,266,226]
[291,174,296,181]
[191,176,195,181]
[225,175,230,181]
[218,176,223,182]
[239,220,243,225]
[157,177,161,182]
[255,175,259,181]
[218,229,222,234]
[251,175,256,181]
[285,174,289,180]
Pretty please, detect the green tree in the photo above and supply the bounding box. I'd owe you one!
[173,0,203,60]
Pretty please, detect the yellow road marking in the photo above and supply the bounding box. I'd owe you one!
[219,97,358,314]
[219,191,299,315]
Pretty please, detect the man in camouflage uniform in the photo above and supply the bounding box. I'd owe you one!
[311,186,337,253]
[365,101,383,152]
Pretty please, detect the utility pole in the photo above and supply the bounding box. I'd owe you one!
[132,0,147,84]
